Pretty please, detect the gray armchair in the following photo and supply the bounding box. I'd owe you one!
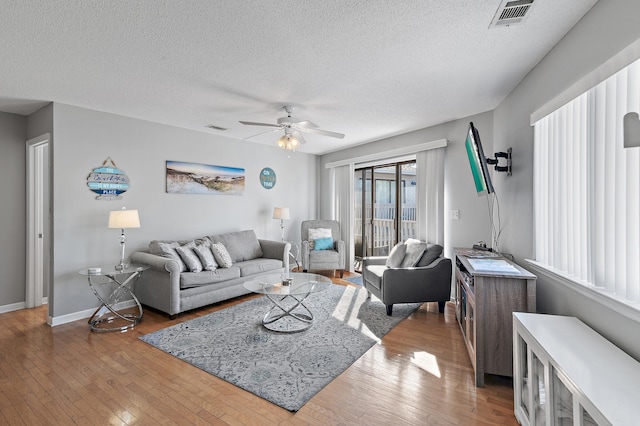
[362,243,452,315]
[301,220,345,278]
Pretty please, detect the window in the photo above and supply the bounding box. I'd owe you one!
[533,58,640,307]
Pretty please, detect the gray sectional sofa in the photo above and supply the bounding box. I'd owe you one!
[130,230,290,318]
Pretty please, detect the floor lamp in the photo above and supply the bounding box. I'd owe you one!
[108,208,140,269]
[272,207,290,241]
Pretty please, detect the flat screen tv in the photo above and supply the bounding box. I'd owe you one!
[465,122,494,196]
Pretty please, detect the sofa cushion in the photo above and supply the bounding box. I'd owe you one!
[175,244,203,272]
[400,238,427,267]
[210,230,263,262]
[234,258,283,277]
[211,242,233,268]
[180,267,241,289]
[309,249,339,263]
[364,265,386,291]
[386,242,407,268]
[149,241,186,272]
[194,244,218,271]
[416,244,443,267]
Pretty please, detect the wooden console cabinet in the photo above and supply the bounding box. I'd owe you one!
[454,249,536,387]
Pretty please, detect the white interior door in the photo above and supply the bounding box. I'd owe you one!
[26,134,49,308]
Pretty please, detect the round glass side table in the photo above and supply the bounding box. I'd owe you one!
[79,263,149,332]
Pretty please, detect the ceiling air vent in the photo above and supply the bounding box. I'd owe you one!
[490,0,535,28]
[205,124,228,131]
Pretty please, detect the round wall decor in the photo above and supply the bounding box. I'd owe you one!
[259,167,276,189]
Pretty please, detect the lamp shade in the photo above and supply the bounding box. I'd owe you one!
[277,134,301,151]
[108,209,140,229]
[272,207,290,220]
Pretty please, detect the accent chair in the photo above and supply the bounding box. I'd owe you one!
[300,219,345,278]
[362,241,452,315]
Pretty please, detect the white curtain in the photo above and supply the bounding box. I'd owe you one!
[332,164,354,272]
[534,58,640,303]
[416,148,446,245]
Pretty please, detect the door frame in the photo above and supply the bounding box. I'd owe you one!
[26,133,50,309]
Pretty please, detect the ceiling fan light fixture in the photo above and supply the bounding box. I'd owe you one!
[277,134,301,151]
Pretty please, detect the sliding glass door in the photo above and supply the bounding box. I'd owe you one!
[354,161,417,268]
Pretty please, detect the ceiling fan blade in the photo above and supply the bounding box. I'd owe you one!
[293,120,319,129]
[239,121,281,128]
[278,116,318,128]
[296,126,345,139]
[244,128,282,139]
[292,131,308,145]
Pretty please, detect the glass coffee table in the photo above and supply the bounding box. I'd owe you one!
[244,272,333,332]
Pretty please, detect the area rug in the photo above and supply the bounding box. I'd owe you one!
[345,275,363,285]
[140,285,418,411]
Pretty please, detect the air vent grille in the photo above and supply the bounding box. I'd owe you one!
[490,0,535,27]
[205,124,228,131]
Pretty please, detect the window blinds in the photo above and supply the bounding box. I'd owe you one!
[534,59,640,303]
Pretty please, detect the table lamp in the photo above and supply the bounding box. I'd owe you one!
[272,207,290,241]
[108,208,140,269]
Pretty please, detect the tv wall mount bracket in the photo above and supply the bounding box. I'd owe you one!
[486,147,512,176]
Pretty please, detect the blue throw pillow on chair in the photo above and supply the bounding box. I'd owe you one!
[313,237,334,250]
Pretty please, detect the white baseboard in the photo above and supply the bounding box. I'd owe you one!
[0,301,26,314]
[48,299,137,327]
[49,306,97,326]
[0,296,49,315]
[2,299,137,328]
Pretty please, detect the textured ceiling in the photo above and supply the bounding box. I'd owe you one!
[0,0,597,154]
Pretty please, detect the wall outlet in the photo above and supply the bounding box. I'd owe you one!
[451,209,460,220]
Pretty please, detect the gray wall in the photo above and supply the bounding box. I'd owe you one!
[0,112,27,308]
[320,111,495,262]
[492,0,640,360]
[27,103,53,140]
[46,103,317,319]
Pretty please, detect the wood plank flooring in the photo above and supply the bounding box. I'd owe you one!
[0,271,518,425]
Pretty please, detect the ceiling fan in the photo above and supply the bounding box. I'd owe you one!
[239,105,345,150]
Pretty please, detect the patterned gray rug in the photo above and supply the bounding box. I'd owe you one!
[140,284,419,411]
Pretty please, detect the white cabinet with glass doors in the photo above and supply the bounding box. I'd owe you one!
[513,313,640,426]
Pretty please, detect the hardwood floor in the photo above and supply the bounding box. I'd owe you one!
[0,271,518,425]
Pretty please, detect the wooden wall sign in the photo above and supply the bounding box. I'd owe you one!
[87,157,130,200]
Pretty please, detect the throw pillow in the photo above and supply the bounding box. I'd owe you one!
[308,228,332,250]
[211,242,233,268]
[416,244,443,267]
[386,242,407,268]
[313,237,334,251]
[175,245,203,273]
[149,240,186,272]
[400,238,428,267]
[194,244,218,271]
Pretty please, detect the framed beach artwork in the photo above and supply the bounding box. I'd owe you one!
[166,161,245,195]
